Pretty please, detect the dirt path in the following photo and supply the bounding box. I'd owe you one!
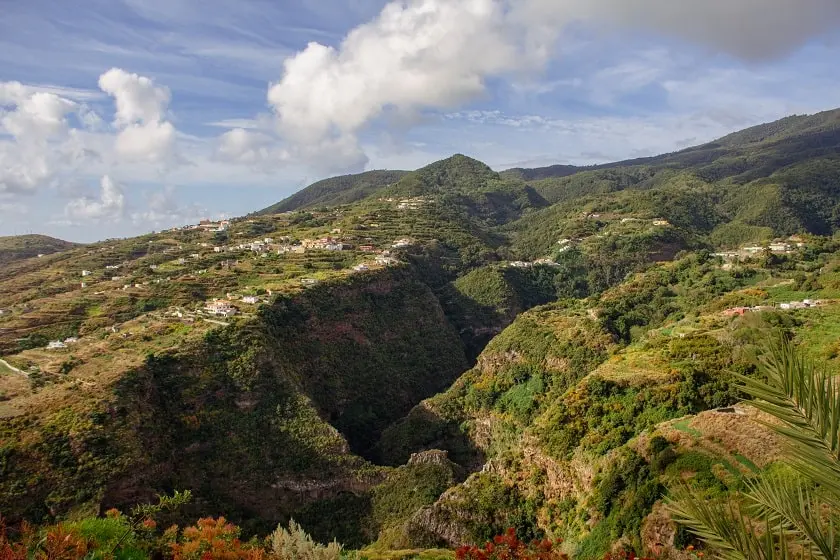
[0,357,26,377]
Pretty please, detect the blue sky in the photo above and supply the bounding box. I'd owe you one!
[1,0,839,242]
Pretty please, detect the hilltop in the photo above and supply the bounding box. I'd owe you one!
[0,234,78,266]
[2,109,840,559]
[255,170,410,214]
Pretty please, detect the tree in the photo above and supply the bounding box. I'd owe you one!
[669,338,840,560]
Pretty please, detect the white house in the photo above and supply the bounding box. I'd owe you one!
[392,238,414,248]
[204,300,239,317]
[353,264,370,272]
[47,341,67,350]
[242,296,260,304]
[64,337,79,344]
[375,256,398,266]
[81,270,92,277]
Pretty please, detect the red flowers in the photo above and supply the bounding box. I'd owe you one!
[456,528,566,560]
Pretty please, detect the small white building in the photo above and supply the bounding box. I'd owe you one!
[392,238,414,248]
[204,300,239,318]
[300,278,319,286]
[353,264,370,272]
[81,270,92,277]
[242,296,260,304]
[47,341,67,350]
[375,256,398,266]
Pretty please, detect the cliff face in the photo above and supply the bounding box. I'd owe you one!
[0,267,470,536]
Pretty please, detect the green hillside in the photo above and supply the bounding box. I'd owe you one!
[255,170,409,214]
[4,110,840,560]
[0,234,77,265]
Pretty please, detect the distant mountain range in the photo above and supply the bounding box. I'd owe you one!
[259,108,840,248]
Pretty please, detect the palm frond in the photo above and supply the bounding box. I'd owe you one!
[746,474,839,560]
[734,337,840,504]
[667,489,789,560]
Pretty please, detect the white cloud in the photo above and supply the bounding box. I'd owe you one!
[257,0,840,167]
[0,82,88,194]
[114,121,176,163]
[0,148,53,194]
[215,128,275,165]
[206,118,265,130]
[1,92,77,140]
[65,175,126,221]
[131,186,206,227]
[267,0,528,145]
[98,68,179,165]
[98,68,170,126]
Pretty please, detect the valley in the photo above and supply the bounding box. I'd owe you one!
[2,110,840,559]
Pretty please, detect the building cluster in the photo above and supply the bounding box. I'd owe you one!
[46,337,79,350]
[722,299,824,317]
[713,237,807,260]
[396,197,429,210]
[167,219,230,233]
[507,258,561,269]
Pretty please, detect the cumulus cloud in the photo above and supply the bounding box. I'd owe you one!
[65,175,126,221]
[98,69,170,126]
[1,92,77,140]
[98,68,178,164]
[267,0,526,143]
[215,128,275,165]
[259,0,840,166]
[114,121,176,164]
[0,82,91,194]
[0,149,53,194]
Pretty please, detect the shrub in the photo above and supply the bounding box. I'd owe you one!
[270,520,341,560]
[169,517,265,560]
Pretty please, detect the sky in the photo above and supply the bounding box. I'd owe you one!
[1,0,839,242]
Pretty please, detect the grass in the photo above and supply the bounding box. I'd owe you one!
[672,417,702,437]
[359,549,455,560]
[733,453,760,473]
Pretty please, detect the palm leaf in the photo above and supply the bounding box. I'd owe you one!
[734,338,840,504]
[668,488,790,560]
[746,474,839,560]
